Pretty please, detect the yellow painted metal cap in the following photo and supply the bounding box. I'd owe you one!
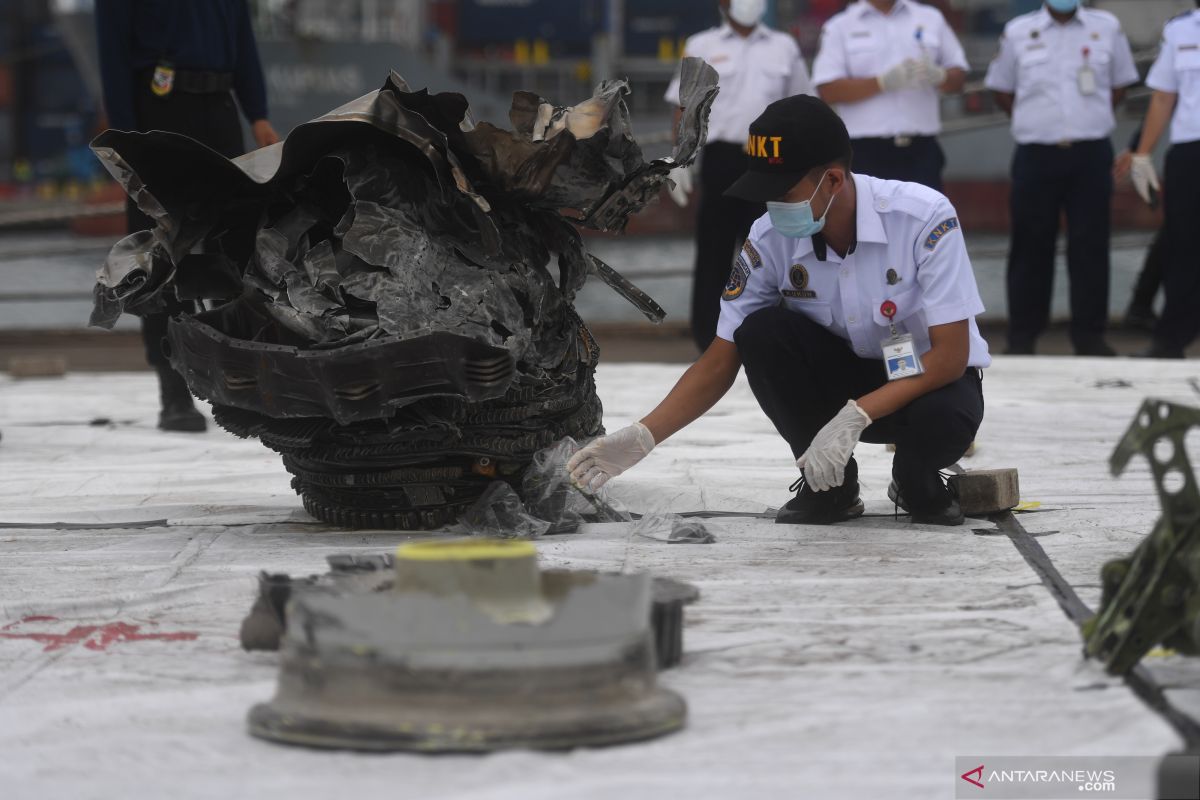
[395,538,535,563]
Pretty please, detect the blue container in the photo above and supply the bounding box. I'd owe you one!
[457,0,605,55]
[623,0,721,57]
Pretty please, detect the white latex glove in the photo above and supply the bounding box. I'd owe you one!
[913,57,947,89]
[667,165,693,207]
[796,400,872,492]
[567,423,656,492]
[877,60,921,93]
[1131,154,1161,207]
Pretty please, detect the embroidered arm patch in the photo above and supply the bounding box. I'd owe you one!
[722,258,750,301]
[924,217,960,251]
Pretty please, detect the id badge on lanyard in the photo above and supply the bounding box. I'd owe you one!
[880,300,924,381]
[1078,47,1097,96]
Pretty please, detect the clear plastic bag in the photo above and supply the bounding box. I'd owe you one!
[631,513,717,545]
[455,481,550,539]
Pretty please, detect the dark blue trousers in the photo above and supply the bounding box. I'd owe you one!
[1006,139,1113,350]
[849,136,945,192]
[1153,141,1200,351]
[692,142,765,352]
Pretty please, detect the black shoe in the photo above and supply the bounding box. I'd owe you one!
[775,459,864,525]
[887,468,964,527]
[1134,343,1186,359]
[1004,342,1035,356]
[156,366,207,433]
[1124,305,1158,332]
[1074,338,1117,357]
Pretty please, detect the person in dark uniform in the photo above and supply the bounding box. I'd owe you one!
[984,1,1139,357]
[1118,3,1200,359]
[1114,127,1166,332]
[96,0,279,431]
[664,0,812,352]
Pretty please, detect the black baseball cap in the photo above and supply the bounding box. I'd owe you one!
[725,95,852,203]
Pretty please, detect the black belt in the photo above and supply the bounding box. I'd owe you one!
[852,135,936,148]
[140,68,233,94]
[1022,138,1108,150]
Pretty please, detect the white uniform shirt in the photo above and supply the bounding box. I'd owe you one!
[810,0,967,138]
[984,6,1139,145]
[716,174,991,370]
[665,24,812,145]
[1146,10,1200,145]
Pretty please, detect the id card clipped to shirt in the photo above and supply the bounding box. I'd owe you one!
[880,300,924,381]
[1078,47,1097,96]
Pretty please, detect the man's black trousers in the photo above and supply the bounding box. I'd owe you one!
[734,307,984,477]
[126,82,245,367]
[849,136,945,192]
[1153,140,1200,351]
[1006,139,1113,350]
[691,141,765,352]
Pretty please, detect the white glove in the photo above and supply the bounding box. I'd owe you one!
[913,57,947,89]
[667,165,693,208]
[567,423,656,492]
[796,400,872,492]
[877,60,921,93]
[1130,154,1161,207]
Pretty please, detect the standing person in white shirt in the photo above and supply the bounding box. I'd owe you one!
[984,1,1139,357]
[1115,3,1200,359]
[811,0,967,191]
[568,96,991,527]
[664,0,812,352]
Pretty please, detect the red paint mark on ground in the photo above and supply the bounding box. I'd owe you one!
[0,617,198,652]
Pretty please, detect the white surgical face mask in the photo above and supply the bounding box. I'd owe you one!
[728,0,766,27]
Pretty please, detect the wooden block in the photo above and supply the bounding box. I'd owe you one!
[7,356,68,378]
[949,469,1020,516]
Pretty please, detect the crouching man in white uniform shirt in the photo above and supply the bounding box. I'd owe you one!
[568,96,991,527]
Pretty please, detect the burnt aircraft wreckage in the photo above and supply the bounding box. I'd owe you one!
[91,60,719,529]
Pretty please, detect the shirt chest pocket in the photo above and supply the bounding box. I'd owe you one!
[782,297,834,328]
[871,286,923,328]
[752,61,792,95]
[1083,45,1113,83]
[846,33,883,77]
[871,286,930,351]
[1017,45,1053,88]
[709,55,741,85]
[1177,46,1200,72]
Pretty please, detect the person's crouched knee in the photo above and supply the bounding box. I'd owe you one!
[733,306,792,355]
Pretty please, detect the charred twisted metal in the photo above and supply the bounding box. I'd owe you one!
[90,62,719,529]
[1084,400,1200,675]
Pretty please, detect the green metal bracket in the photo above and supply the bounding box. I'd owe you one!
[1084,399,1200,675]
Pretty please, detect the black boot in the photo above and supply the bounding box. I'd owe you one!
[887,465,964,526]
[156,366,206,433]
[776,458,864,525]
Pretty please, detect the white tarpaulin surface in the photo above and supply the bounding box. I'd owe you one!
[1,358,1197,799]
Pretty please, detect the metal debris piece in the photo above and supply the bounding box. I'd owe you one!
[247,539,687,751]
[238,551,700,672]
[91,62,719,530]
[1084,400,1200,675]
[651,577,701,668]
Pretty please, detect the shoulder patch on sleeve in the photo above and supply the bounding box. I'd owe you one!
[741,240,763,270]
[722,258,751,301]
[924,217,960,251]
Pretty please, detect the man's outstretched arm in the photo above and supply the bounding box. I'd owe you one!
[568,338,743,490]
